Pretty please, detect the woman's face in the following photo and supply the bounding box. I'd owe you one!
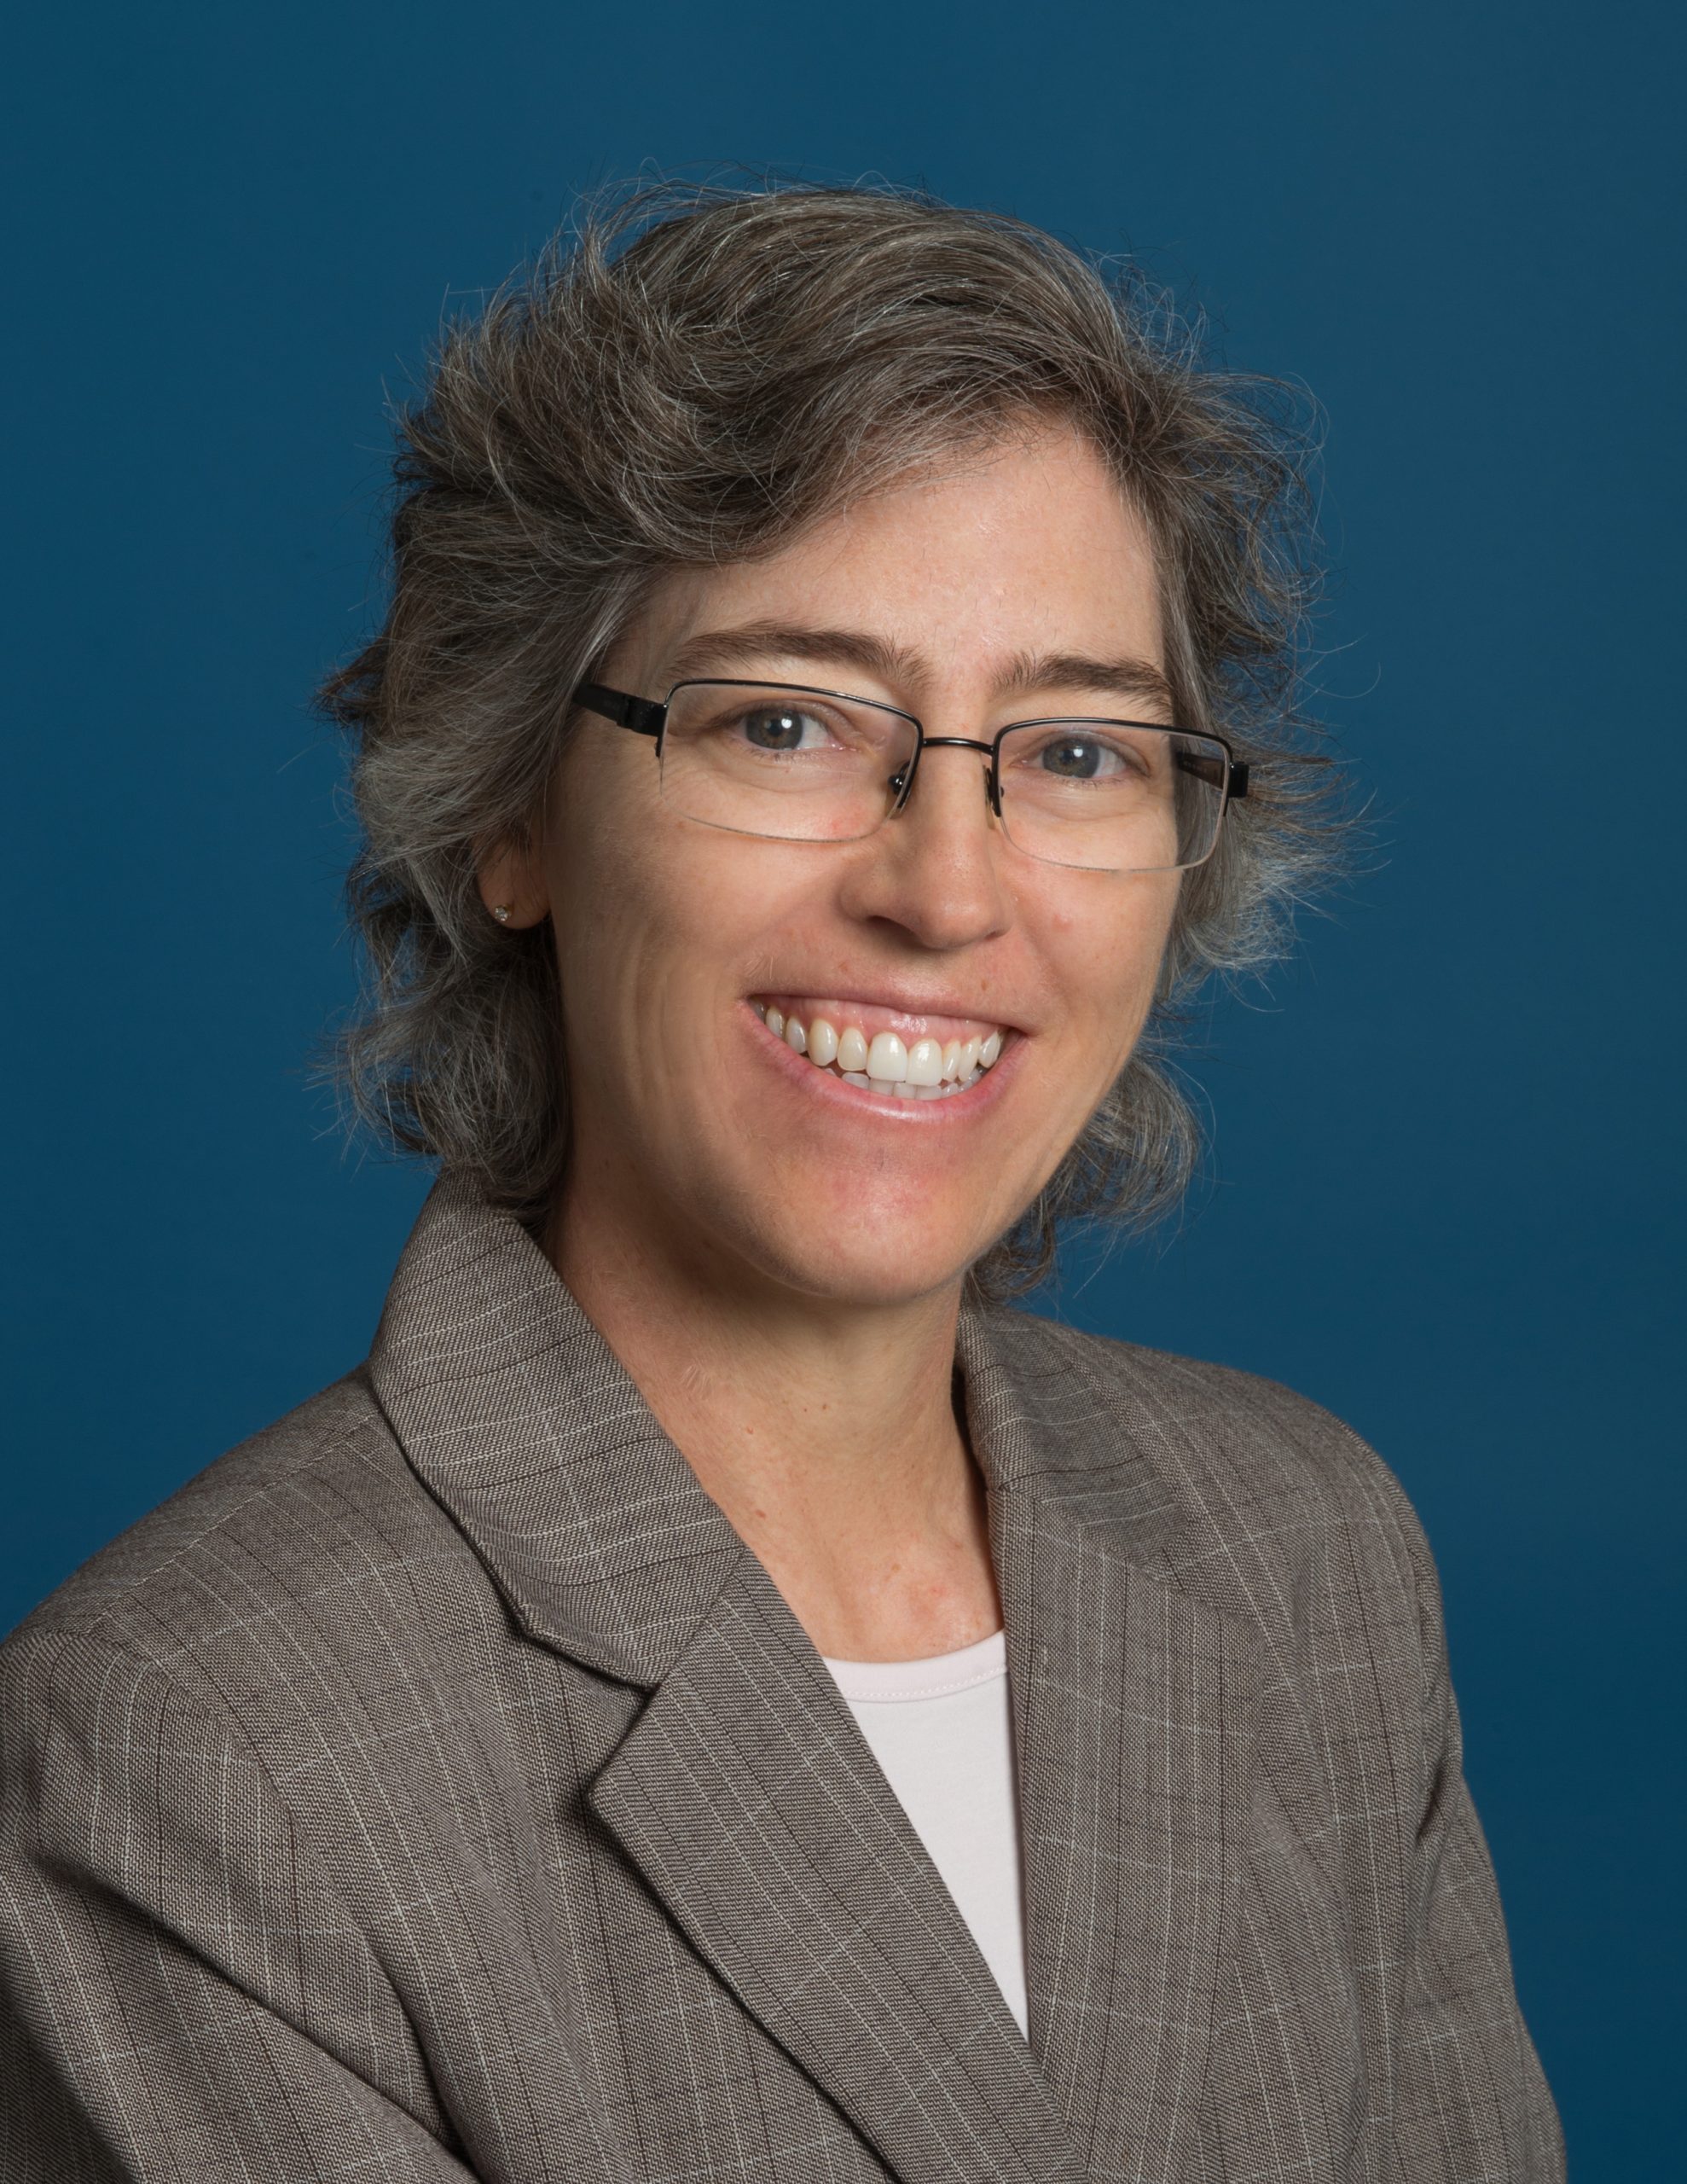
[502,422,1184,1306]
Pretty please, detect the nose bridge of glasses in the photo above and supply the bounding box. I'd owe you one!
[899,733,1000,814]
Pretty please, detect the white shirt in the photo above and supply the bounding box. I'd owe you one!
[819,1627,1029,2039]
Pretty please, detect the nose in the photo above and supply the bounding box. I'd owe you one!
[837,738,1012,950]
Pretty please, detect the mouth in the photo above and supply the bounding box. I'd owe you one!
[750,994,1010,1103]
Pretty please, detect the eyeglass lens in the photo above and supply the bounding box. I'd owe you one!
[657,682,1230,872]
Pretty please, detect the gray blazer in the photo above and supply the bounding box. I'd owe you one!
[0,1177,1563,2181]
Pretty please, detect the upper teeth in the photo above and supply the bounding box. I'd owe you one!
[754,1003,1005,1100]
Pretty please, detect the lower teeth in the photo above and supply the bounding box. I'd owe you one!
[831,1066,983,1100]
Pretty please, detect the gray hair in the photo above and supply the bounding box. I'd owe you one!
[316,178,1350,1298]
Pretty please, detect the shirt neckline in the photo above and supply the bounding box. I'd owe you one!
[820,1625,1007,1704]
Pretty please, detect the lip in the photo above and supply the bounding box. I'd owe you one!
[745,1001,1023,1122]
[751,989,1027,1045]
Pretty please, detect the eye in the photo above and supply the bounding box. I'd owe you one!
[736,704,832,753]
[1035,734,1129,781]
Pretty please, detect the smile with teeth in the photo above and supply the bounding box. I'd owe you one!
[751,1000,1007,1101]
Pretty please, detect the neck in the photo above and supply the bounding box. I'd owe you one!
[546,1169,1003,1663]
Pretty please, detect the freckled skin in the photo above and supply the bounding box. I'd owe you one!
[491,425,1181,1311]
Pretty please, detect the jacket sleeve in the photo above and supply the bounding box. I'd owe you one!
[0,1625,479,2183]
[1382,1476,1568,2180]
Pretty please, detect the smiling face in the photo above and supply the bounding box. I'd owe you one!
[487,421,1185,1308]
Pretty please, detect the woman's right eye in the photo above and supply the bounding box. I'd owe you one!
[733,705,830,752]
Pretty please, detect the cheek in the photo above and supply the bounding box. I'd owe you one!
[560,889,712,1099]
[546,761,694,1045]
[545,766,815,1076]
[1042,876,1180,1071]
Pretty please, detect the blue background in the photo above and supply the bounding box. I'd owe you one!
[5,2,1680,2166]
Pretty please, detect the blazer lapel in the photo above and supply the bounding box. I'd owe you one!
[369,1179,1086,2184]
[588,1547,1087,2184]
[958,1307,1256,2184]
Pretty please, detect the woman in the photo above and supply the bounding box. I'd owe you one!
[0,183,1562,2180]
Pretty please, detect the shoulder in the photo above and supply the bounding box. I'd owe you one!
[2,1367,478,1699]
[983,1305,1441,1662]
[0,1379,434,2108]
[983,1301,1416,1524]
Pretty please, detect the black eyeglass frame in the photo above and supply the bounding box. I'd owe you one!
[572,677,1249,866]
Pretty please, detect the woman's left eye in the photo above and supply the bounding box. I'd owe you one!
[1035,735,1128,779]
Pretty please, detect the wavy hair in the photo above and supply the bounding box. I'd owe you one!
[316,178,1349,1298]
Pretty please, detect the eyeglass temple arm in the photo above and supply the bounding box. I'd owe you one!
[575,682,665,737]
[1176,748,1249,799]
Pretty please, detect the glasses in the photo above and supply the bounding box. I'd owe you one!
[572,678,1249,874]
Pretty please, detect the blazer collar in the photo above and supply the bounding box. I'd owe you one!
[368,1173,1252,2184]
[367,1172,745,1687]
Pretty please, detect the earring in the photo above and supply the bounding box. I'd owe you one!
[491,904,512,924]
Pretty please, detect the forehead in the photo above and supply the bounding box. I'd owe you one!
[623,424,1165,697]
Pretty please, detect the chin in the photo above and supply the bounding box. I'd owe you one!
[779,1262,977,1310]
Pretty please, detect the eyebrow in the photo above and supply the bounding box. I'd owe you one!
[664,622,923,688]
[662,621,1177,717]
[997,648,1177,716]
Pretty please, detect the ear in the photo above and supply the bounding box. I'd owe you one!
[475,828,551,931]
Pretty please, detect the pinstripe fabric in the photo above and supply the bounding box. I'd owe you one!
[0,1176,1563,2181]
